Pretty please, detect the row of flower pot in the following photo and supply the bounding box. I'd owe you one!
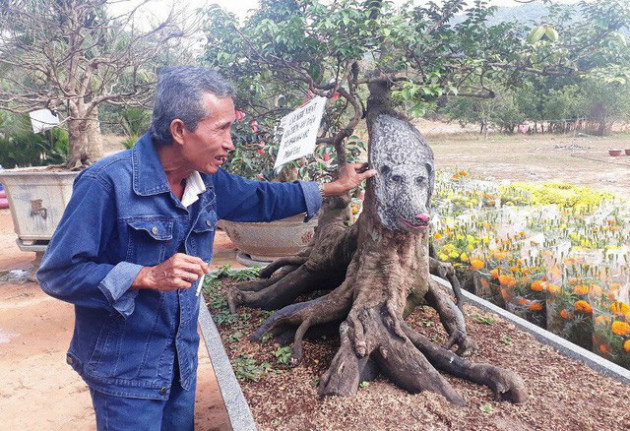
[608,149,630,156]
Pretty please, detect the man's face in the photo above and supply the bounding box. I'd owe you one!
[181,92,236,174]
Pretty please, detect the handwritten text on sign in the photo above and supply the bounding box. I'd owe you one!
[274,96,327,170]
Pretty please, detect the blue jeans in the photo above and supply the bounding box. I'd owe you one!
[89,376,196,431]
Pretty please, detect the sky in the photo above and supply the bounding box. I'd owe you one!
[112,0,585,23]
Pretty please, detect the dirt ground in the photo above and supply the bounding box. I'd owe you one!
[0,209,235,430]
[427,130,630,199]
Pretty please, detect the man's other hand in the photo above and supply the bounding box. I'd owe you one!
[131,253,210,291]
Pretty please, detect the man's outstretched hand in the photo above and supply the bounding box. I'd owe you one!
[132,253,210,291]
[323,163,377,196]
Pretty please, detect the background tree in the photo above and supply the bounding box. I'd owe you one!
[201,0,630,400]
[0,0,186,168]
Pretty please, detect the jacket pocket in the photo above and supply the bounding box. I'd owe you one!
[125,217,174,266]
[86,315,126,378]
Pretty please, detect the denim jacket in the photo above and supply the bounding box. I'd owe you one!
[37,133,321,400]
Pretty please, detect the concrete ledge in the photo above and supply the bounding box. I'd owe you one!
[433,275,630,385]
[198,278,257,431]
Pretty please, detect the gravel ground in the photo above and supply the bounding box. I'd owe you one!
[207,278,630,431]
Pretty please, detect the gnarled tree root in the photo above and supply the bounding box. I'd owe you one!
[402,323,528,403]
[250,280,355,363]
[318,306,466,406]
[425,280,477,356]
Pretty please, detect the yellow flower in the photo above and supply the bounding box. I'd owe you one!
[439,253,448,261]
[574,300,593,314]
[572,285,589,295]
[611,321,630,337]
[449,251,460,260]
[470,258,484,270]
[610,301,630,315]
[546,283,560,294]
[460,253,469,263]
[490,268,499,280]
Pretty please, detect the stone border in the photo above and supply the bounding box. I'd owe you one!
[198,277,257,431]
[433,275,630,384]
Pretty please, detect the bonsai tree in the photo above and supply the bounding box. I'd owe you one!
[201,0,630,402]
[0,0,186,169]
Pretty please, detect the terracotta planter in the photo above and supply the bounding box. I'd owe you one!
[219,213,318,262]
[609,149,622,156]
[0,168,77,251]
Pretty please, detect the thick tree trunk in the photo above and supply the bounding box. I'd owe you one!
[228,80,527,405]
[66,106,103,169]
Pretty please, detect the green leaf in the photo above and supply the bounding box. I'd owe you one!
[471,315,495,325]
[544,26,559,43]
[527,26,545,44]
[480,403,493,414]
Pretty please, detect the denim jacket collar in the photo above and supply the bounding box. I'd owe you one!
[131,132,214,196]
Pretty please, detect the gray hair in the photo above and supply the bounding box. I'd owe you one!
[151,66,236,145]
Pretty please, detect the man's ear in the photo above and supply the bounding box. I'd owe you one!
[170,119,186,146]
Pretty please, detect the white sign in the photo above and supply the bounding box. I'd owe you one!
[274,96,327,170]
[29,109,60,134]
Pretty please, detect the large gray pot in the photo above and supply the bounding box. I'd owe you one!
[0,168,77,251]
[219,213,318,262]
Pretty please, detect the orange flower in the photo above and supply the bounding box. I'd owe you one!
[529,302,544,311]
[572,285,589,295]
[493,252,507,260]
[500,288,509,300]
[599,343,610,355]
[595,315,611,326]
[499,274,516,288]
[610,301,630,316]
[611,321,630,336]
[470,258,485,270]
[490,268,499,280]
[433,233,443,241]
[452,174,461,180]
[574,300,593,314]
[458,170,469,176]
[530,280,545,292]
[546,283,561,295]
[589,284,602,296]
[519,298,530,306]
[568,277,578,285]
[624,339,630,353]
[560,309,569,319]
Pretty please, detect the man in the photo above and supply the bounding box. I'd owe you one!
[37,67,375,430]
